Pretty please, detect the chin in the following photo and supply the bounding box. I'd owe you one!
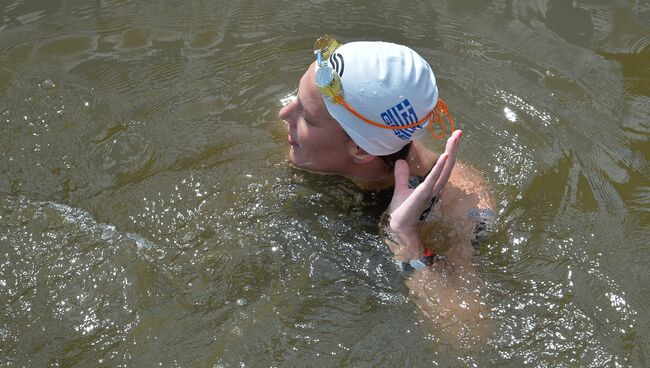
[288,148,304,167]
[288,150,315,171]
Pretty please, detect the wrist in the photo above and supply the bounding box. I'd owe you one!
[388,216,423,258]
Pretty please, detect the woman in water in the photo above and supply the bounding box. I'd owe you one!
[280,36,495,343]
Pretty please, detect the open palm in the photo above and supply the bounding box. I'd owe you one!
[389,130,462,238]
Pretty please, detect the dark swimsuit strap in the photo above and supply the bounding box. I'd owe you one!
[407,172,439,222]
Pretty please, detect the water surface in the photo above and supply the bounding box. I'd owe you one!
[1,0,649,366]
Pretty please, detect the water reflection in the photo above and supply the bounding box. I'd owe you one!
[545,0,594,47]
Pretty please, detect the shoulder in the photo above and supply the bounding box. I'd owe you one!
[440,162,495,221]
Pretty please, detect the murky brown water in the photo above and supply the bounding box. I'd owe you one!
[1,0,648,366]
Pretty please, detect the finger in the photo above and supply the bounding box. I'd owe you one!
[393,159,410,191]
[416,153,448,196]
[431,159,454,196]
[432,132,462,195]
[394,154,448,214]
[444,130,462,160]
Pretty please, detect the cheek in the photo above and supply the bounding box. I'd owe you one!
[314,131,345,155]
[301,130,322,153]
[294,125,318,150]
[294,121,307,139]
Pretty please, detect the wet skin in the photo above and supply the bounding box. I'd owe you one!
[279,63,358,174]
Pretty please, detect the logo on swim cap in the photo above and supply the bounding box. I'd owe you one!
[380,98,424,140]
[328,52,345,77]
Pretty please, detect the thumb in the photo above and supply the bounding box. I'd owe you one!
[393,159,410,191]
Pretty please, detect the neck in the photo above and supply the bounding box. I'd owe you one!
[404,141,438,177]
[346,141,438,190]
[345,158,393,190]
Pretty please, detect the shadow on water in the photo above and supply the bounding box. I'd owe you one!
[1,0,649,366]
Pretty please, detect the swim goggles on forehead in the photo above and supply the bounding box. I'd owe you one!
[313,35,455,140]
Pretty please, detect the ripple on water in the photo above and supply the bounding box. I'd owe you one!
[0,196,144,366]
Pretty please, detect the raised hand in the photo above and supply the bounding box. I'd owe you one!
[388,130,463,254]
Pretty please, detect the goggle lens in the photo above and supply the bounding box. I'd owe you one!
[315,63,342,98]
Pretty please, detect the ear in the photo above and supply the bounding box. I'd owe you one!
[348,143,376,164]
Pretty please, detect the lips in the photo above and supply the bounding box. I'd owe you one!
[288,134,299,148]
[287,133,299,164]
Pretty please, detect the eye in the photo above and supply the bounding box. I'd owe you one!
[295,95,315,126]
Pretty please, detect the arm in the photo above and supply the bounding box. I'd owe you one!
[383,131,496,343]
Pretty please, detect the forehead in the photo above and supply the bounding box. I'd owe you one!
[298,63,337,124]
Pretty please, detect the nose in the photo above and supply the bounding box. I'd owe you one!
[279,97,299,127]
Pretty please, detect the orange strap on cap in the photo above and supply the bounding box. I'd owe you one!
[429,98,455,139]
[333,95,455,140]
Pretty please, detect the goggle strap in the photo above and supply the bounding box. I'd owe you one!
[334,95,432,130]
[334,95,455,140]
[428,99,455,139]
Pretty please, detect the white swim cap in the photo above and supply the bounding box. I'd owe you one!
[316,41,439,156]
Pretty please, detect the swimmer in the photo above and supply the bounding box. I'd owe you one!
[280,36,496,343]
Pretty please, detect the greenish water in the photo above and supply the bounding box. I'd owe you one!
[1,0,648,366]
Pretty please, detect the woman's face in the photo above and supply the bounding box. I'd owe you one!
[279,62,356,174]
